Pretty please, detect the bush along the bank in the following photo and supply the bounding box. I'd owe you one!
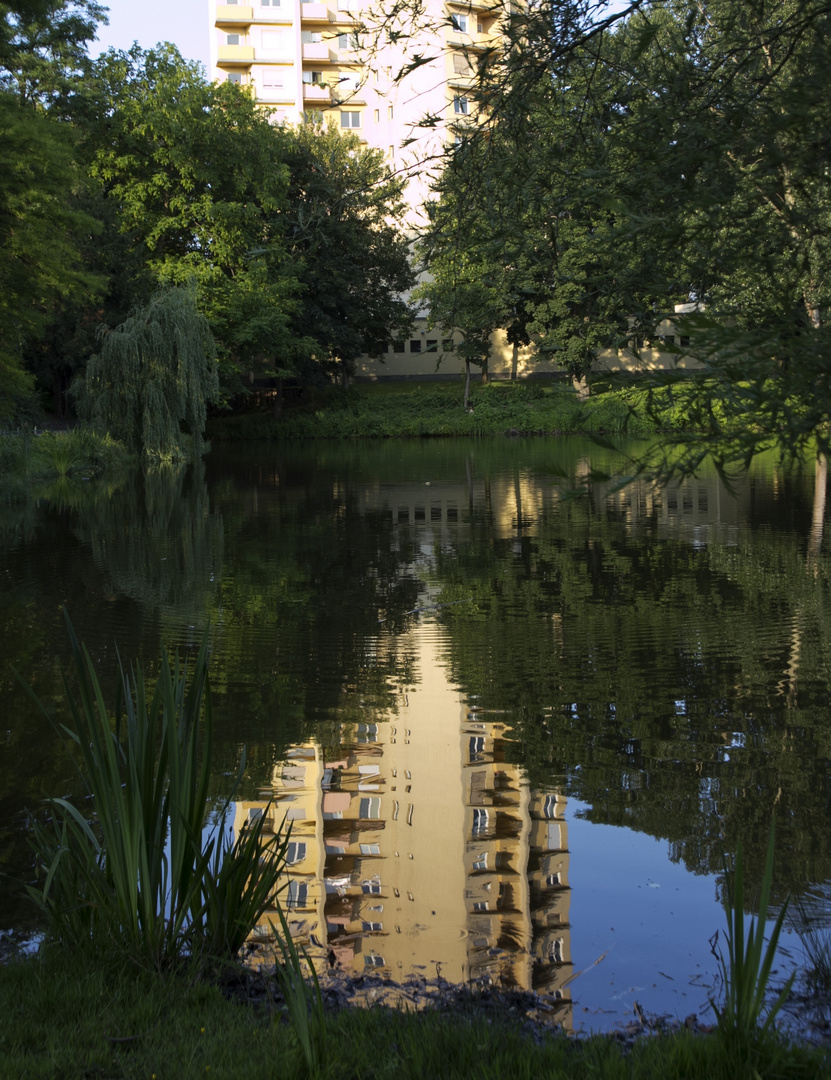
[207,380,667,441]
[0,426,134,501]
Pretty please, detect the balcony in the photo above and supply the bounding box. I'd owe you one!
[217,44,256,62]
[447,0,500,12]
[302,42,334,61]
[303,83,332,102]
[299,2,330,21]
[216,4,253,24]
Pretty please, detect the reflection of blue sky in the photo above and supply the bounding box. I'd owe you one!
[566,803,721,1031]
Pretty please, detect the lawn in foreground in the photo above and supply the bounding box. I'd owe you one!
[0,948,827,1080]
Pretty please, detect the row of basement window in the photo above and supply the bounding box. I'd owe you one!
[391,339,454,354]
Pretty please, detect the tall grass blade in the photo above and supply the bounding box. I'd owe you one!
[23,610,289,971]
[711,820,795,1039]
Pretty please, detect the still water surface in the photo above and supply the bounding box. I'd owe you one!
[2,437,830,1032]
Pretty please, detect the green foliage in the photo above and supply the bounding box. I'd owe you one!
[208,382,662,440]
[283,116,415,384]
[711,822,795,1039]
[0,91,103,422]
[1,944,829,1079]
[79,285,219,462]
[23,611,288,969]
[30,427,132,477]
[271,904,327,1077]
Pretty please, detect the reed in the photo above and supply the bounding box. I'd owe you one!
[711,821,794,1039]
[24,611,287,970]
[271,904,328,1077]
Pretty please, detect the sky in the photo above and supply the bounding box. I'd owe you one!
[92,0,211,70]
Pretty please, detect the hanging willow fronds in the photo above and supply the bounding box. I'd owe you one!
[81,286,219,462]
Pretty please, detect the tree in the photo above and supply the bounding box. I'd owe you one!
[78,286,219,462]
[81,46,304,396]
[0,91,102,422]
[0,0,105,106]
[282,117,416,387]
[0,0,106,422]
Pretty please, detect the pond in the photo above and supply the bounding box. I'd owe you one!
[2,437,830,1033]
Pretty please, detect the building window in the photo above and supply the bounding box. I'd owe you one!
[388,104,394,119]
[543,794,559,819]
[364,953,385,967]
[392,339,404,352]
[360,843,381,855]
[454,96,469,114]
[300,30,322,43]
[338,32,360,51]
[227,72,242,83]
[472,807,489,836]
[469,735,485,762]
[473,900,489,911]
[359,796,381,819]
[226,33,240,44]
[286,841,307,864]
[453,53,472,75]
[357,722,378,742]
[362,879,382,894]
[473,851,488,871]
[424,339,438,353]
[451,13,467,31]
[261,0,280,5]
[374,108,379,122]
[286,881,308,909]
[362,921,383,932]
[263,70,284,90]
[409,339,422,353]
[340,110,361,129]
[442,338,453,351]
[264,29,290,52]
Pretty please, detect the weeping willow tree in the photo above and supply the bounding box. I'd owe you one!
[80,287,219,463]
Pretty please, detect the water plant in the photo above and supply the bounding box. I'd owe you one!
[711,821,795,1039]
[23,610,288,969]
[271,904,327,1077]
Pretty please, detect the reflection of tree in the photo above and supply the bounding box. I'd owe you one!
[201,447,424,789]
[71,463,224,630]
[432,453,831,899]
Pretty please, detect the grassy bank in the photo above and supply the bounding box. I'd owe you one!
[0,427,133,501]
[206,379,688,442]
[0,947,827,1080]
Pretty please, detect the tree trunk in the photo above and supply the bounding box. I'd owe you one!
[342,367,350,391]
[808,452,827,564]
[511,341,518,381]
[463,360,471,409]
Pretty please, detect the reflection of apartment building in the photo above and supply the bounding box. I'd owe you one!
[236,631,573,1024]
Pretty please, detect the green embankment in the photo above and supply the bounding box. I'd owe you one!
[0,949,827,1080]
[207,379,703,442]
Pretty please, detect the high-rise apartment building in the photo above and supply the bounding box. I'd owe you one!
[208,0,502,226]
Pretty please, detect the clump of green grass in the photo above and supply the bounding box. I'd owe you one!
[711,821,795,1040]
[22,610,289,971]
[0,945,828,1080]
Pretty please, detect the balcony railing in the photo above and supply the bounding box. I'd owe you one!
[302,42,334,61]
[299,2,330,21]
[303,83,332,101]
[216,4,253,23]
[217,44,256,61]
